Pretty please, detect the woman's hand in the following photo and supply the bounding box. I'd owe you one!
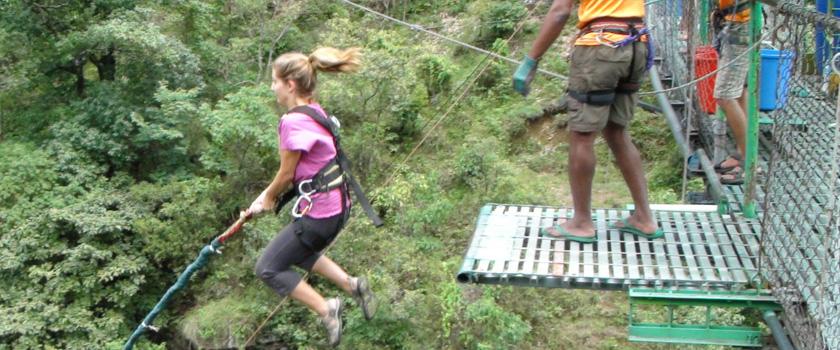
[246,189,276,216]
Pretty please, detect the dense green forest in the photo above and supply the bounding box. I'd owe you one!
[0,1,724,349]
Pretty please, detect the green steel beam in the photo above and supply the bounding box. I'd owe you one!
[628,289,780,347]
[629,288,781,310]
[629,324,764,347]
[743,1,764,218]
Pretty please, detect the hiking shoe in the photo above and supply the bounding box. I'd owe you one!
[351,276,377,321]
[320,298,343,347]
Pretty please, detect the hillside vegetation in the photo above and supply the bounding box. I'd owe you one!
[0,1,719,349]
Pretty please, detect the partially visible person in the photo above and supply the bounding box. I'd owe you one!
[513,0,662,243]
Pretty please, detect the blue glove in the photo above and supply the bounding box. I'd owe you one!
[513,55,539,96]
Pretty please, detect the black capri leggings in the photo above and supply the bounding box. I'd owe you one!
[255,212,346,296]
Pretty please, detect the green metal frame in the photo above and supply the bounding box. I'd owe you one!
[743,0,764,218]
[628,288,781,347]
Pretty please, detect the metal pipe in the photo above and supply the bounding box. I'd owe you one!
[742,0,764,218]
[648,68,724,207]
[695,148,725,208]
[763,310,797,350]
[648,67,692,157]
[638,101,663,114]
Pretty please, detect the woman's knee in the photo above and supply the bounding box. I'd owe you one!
[255,266,301,296]
[254,259,274,282]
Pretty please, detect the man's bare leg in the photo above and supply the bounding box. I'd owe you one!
[602,122,657,233]
[558,130,598,237]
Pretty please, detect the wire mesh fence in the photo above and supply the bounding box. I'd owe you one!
[647,1,840,349]
[761,4,840,350]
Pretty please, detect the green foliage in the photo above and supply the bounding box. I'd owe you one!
[475,1,528,46]
[57,8,204,98]
[200,85,278,189]
[48,83,204,182]
[475,39,512,91]
[0,1,712,349]
[180,295,260,348]
[453,136,506,193]
[459,290,531,349]
[1,186,148,349]
[0,142,60,213]
[418,54,454,100]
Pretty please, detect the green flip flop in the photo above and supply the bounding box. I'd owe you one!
[539,225,597,243]
[610,218,664,239]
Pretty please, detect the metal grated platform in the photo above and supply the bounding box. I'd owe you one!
[457,204,761,290]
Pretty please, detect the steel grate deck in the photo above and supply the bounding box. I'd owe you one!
[457,204,761,290]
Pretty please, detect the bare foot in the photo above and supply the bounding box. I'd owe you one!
[719,156,740,169]
[544,219,595,239]
[612,215,658,235]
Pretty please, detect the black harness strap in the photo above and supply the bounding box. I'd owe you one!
[568,89,616,106]
[278,105,384,227]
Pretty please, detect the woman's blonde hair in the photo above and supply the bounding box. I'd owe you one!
[272,47,362,97]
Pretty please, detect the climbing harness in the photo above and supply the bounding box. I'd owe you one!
[712,1,753,53]
[568,18,655,105]
[276,105,383,227]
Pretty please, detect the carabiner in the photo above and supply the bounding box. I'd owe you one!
[594,29,620,48]
[291,180,317,218]
[291,194,312,218]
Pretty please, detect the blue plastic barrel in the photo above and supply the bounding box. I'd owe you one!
[759,49,795,111]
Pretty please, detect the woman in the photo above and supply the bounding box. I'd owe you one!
[245,47,376,347]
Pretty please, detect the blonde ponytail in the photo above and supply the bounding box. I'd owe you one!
[308,47,362,73]
[273,47,362,97]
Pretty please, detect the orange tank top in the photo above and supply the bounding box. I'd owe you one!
[575,0,646,46]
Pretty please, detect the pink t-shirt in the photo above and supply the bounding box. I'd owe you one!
[279,103,345,218]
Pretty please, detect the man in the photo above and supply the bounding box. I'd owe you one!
[512,0,662,242]
[713,0,753,184]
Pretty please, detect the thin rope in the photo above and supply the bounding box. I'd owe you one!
[380,2,538,188]
[339,0,785,100]
[336,0,566,80]
[639,22,783,96]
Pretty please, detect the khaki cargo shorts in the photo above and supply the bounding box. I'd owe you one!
[714,22,750,99]
[566,42,648,133]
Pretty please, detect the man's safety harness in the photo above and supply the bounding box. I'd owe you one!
[274,105,384,227]
[712,1,753,52]
[568,17,654,107]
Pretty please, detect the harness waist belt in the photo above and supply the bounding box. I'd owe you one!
[273,106,384,227]
[580,17,645,36]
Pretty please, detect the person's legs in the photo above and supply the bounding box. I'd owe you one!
[312,256,352,294]
[255,222,330,316]
[718,90,746,185]
[602,121,657,233]
[302,214,376,321]
[718,96,747,159]
[560,130,598,237]
[290,280,330,316]
[549,44,629,239]
[737,85,748,114]
[714,24,750,168]
[603,41,659,235]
